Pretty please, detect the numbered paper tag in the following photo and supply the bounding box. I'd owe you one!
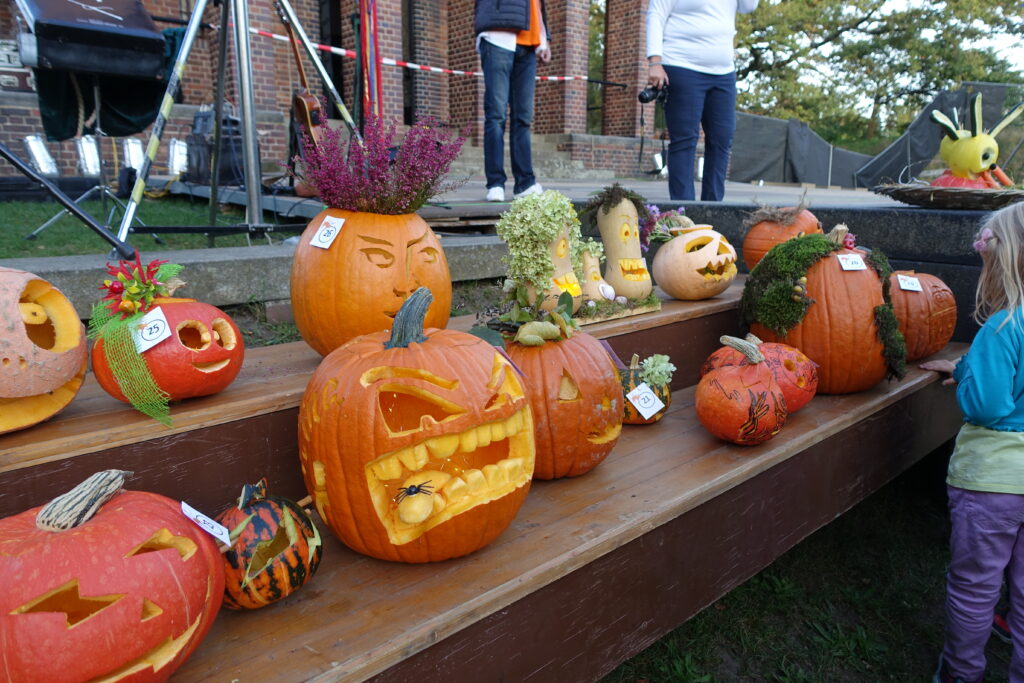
[132,306,171,353]
[180,501,231,547]
[625,382,665,421]
[310,215,345,250]
[897,273,923,291]
[837,253,866,271]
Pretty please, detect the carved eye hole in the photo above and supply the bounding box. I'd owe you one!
[620,223,632,243]
[485,354,525,410]
[687,237,712,253]
[177,321,210,351]
[211,318,237,350]
[419,247,439,264]
[11,579,123,628]
[556,239,568,259]
[361,247,395,269]
[557,370,581,402]
[377,384,466,435]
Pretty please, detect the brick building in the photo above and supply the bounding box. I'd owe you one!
[0,0,656,179]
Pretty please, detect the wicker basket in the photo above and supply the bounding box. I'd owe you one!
[872,183,1024,211]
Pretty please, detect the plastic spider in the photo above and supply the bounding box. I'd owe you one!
[394,480,433,503]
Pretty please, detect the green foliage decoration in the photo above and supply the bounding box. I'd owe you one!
[575,291,660,321]
[639,354,677,387]
[495,190,583,290]
[576,237,605,265]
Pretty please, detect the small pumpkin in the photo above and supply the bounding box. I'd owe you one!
[651,224,738,300]
[298,287,535,563]
[579,243,616,302]
[92,297,245,403]
[0,267,87,434]
[216,479,323,610]
[505,330,623,479]
[695,336,788,445]
[0,470,224,682]
[596,197,653,300]
[888,270,957,361]
[618,353,674,424]
[742,205,822,270]
[701,334,818,413]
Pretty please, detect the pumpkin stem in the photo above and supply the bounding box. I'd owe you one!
[35,470,132,532]
[825,224,849,246]
[385,287,432,349]
[744,333,764,345]
[238,478,269,509]
[630,353,640,370]
[719,335,766,364]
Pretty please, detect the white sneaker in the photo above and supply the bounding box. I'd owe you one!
[513,183,543,199]
[486,186,505,202]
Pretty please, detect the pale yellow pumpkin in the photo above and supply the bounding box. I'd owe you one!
[526,226,583,312]
[579,248,616,302]
[652,224,738,300]
[596,199,652,300]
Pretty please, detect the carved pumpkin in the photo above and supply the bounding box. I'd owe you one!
[216,479,322,610]
[888,270,957,361]
[298,288,535,563]
[742,206,822,270]
[92,297,245,403]
[652,224,738,300]
[701,334,818,413]
[742,226,906,395]
[531,225,583,312]
[0,267,87,434]
[580,247,616,302]
[695,336,787,445]
[291,209,452,356]
[596,198,652,300]
[618,353,672,425]
[504,331,623,479]
[0,470,224,682]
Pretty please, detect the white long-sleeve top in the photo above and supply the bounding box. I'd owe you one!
[646,0,759,75]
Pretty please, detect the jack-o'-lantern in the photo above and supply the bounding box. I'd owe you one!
[652,224,738,300]
[579,243,616,302]
[0,267,87,434]
[299,288,535,563]
[216,479,322,610]
[504,331,623,479]
[291,209,452,356]
[742,205,822,270]
[532,224,583,312]
[888,270,957,361]
[596,197,653,300]
[92,297,245,404]
[0,470,224,682]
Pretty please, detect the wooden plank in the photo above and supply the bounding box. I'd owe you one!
[170,345,963,683]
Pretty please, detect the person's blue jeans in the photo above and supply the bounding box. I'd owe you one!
[662,65,736,201]
[480,40,537,195]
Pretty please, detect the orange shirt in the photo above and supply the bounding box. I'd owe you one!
[516,0,543,47]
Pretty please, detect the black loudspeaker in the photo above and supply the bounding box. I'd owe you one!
[185,108,248,185]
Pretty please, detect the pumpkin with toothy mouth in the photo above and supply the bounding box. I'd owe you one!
[593,191,653,300]
[298,288,536,563]
[652,224,738,301]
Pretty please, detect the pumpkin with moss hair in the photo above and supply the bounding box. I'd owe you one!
[580,184,653,300]
[739,225,906,394]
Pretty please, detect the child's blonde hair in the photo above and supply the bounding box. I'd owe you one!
[975,202,1024,327]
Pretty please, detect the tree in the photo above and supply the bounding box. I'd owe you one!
[735,0,1023,152]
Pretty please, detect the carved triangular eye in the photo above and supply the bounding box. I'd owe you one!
[485,354,524,410]
[557,371,580,402]
[686,237,712,252]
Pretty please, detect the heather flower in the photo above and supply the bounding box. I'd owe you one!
[297,111,466,214]
[640,205,690,252]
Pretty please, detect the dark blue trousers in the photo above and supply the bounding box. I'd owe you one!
[480,41,537,195]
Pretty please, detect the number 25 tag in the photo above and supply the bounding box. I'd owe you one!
[132,306,171,353]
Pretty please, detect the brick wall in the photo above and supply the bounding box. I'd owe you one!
[535,0,587,135]
[603,0,648,138]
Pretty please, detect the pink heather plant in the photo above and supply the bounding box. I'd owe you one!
[298,112,466,214]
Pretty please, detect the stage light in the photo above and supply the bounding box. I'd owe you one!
[22,134,58,176]
[122,137,144,170]
[168,138,189,175]
[75,135,100,176]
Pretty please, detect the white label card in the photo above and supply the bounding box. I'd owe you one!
[837,254,866,271]
[310,215,345,249]
[625,382,666,420]
[132,306,171,353]
[180,501,232,547]
[897,274,923,291]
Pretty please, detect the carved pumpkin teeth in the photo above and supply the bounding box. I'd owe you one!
[191,358,231,373]
[551,273,582,297]
[618,258,651,281]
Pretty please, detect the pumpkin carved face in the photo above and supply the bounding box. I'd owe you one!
[0,472,224,682]
[652,225,738,300]
[291,209,452,356]
[92,298,245,403]
[299,289,535,563]
[0,267,87,434]
[536,226,583,312]
[596,199,652,300]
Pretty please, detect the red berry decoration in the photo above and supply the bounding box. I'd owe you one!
[216,479,323,610]
[701,334,818,413]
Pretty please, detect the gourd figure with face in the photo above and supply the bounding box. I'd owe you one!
[595,196,652,300]
[652,224,738,301]
[578,240,616,303]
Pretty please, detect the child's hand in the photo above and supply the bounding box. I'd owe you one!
[919,359,958,386]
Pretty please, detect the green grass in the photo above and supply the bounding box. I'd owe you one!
[0,197,305,258]
[604,450,1012,682]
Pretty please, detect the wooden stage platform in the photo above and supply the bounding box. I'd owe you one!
[0,282,963,681]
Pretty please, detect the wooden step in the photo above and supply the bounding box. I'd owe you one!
[168,345,963,682]
[0,284,744,518]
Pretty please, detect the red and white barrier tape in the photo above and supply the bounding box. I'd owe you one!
[248,27,592,82]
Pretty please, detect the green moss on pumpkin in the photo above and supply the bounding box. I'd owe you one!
[873,303,908,380]
[575,290,660,320]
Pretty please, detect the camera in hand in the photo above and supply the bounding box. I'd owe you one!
[638,85,667,104]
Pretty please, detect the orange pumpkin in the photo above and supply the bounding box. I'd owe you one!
[290,208,452,356]
[701,334,818,413]
[888,271,957,361]
[504,331,623,479]
[695,336,787,445]
[742,205,822,270]
[92,297,245,403]
[298,288,535,563]
[0,267,87,434]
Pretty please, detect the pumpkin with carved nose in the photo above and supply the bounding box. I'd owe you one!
[0,267,87,434]
[652,224,738,300]
[596,197,653,300]
[299,288,536,563]
[0,470,224,682]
